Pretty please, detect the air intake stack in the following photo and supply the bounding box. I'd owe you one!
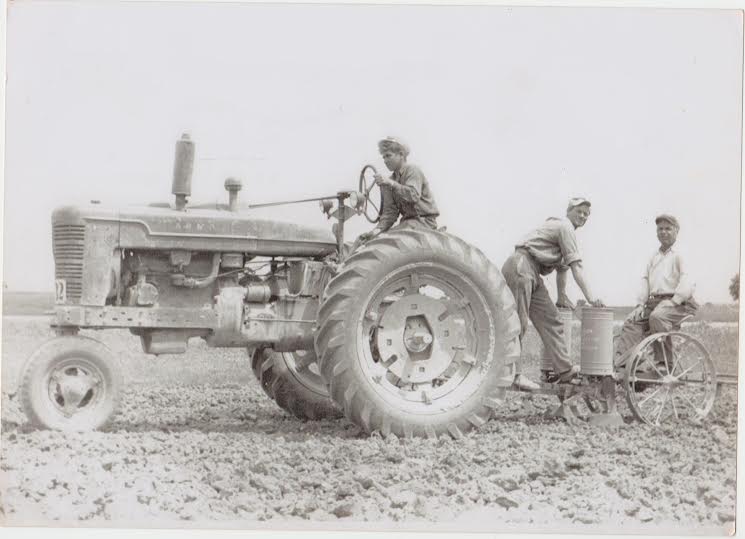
[225,177,242,211]
[172,133,195,210]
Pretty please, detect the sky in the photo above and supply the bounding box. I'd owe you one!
[2,1,742,305]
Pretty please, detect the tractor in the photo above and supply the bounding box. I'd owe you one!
[18,134,521,439]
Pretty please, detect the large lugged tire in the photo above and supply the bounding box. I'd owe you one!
[251,348,342,420]
[315,228,521,439]
[19,336,123,431]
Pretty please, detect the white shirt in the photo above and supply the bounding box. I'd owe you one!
[636,246,695,305]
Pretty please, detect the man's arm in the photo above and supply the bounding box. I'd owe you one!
[374,185,400,233]
[387,166,424,204]
[671,253,695,305]
[635,254,653,306]
[556,267,574,308]
[569,260,604,306]
[636,273,650,307]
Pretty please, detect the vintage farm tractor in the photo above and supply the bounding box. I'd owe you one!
[18,134,521,438]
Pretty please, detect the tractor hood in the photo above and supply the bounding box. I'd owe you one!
[52,202,337,258]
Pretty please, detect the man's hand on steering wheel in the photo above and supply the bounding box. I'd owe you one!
[358,228,382,243]
[374,173,395,189]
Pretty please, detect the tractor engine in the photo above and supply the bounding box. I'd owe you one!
[118,249,330,355]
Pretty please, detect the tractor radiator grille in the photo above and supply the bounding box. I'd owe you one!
[53,224,85,302]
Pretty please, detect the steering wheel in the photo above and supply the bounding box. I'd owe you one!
[358,164,383,224]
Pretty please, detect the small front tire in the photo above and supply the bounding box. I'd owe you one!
[19,335,122,431]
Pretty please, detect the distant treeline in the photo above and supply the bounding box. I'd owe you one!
[1,291,739,322]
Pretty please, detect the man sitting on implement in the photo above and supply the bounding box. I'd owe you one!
[615,214,698,367]
[502,197,605,390]
[357,137,439,243]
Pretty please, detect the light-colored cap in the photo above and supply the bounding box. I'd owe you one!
[655,214,680,229]
[567,197,591,212]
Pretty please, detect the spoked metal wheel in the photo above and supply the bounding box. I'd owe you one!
[19,336,122,431]
[624,331,717,426]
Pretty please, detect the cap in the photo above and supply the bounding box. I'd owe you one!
[655,214,680,229]
[567,197,591,212]
[378,136,410,157]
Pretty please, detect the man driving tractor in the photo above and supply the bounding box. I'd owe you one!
[357,137,440,243]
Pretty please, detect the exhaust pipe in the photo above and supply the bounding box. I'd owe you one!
[172,133,195,210]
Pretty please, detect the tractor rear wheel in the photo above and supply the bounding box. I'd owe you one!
[251,348,341,420]
[315,229,521,439]
[19,336,122,431]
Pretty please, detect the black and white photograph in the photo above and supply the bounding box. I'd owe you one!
[0,0,741,536]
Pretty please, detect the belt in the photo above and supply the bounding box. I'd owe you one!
[648,293,674,300]
[402,214,438,221]
[514,247,543,273]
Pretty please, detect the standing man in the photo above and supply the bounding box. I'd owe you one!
[502,198,605,390]
[614,214,697,367]
[357,137,439,243]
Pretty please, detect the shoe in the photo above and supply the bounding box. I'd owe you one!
[556,365,581,384]
[539,370,554,383]
[512,374,541,391]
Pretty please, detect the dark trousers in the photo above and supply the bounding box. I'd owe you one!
[501,249,572,374]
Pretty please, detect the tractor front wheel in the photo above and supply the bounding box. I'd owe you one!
[19,336,122,431]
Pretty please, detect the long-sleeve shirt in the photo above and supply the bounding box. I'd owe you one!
[636,247,695,305]
[516,217,582,275]
[377,163,439,231]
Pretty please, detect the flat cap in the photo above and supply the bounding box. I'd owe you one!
[655,214,680,229]
[567,197,591,212]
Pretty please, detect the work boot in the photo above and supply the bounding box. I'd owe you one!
[512,374,540,391]
[556,365,581,384]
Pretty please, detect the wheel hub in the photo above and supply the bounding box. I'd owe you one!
[49,366,100,416]
[376,294,468,384]
[403,316,434,354]
[404,330,433,353]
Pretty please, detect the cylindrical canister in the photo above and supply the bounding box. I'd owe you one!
[172,133,195,197]
[580,307,615,375]
[540,308,573,372]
